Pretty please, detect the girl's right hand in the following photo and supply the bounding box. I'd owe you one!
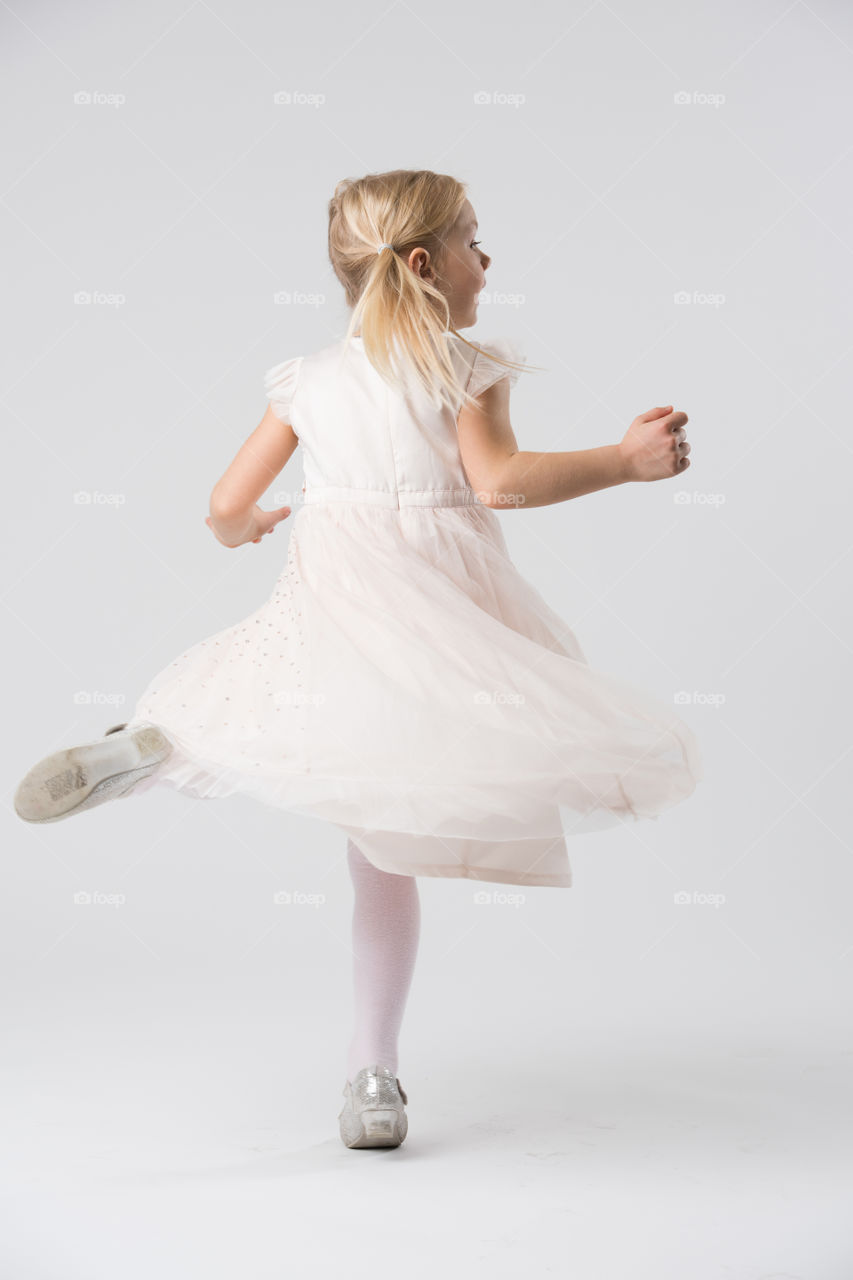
[205,503,291,549]
[248,504,292,544]
[618,406,691,482]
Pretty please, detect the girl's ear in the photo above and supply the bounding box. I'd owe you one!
[407,247,432,281]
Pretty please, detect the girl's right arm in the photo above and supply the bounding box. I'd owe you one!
[457,377,691,510]
[207,405,298,547]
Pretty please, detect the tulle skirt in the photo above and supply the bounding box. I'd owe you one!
[125,501,703,887]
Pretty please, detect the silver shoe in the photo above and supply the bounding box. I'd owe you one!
[338,1064,409,1149]
[14,721,173,824]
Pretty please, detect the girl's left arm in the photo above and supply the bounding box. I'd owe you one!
[207,407,299,547]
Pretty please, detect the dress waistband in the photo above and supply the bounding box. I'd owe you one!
[301,485,482,509]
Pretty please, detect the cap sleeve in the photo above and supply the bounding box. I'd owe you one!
[466,337,527,399]
[263,355,304,426]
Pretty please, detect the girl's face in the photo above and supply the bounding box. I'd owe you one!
[405,200,491,330]
[440,202,491,329]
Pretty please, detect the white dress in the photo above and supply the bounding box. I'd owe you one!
[124,333,703,888]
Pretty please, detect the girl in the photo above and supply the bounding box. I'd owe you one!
[14,169,700,1150]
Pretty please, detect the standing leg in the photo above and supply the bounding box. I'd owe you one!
[345,837,421,1084]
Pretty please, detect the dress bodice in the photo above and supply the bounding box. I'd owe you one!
[263,334,526,508]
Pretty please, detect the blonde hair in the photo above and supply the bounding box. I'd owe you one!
[327,169,536,413]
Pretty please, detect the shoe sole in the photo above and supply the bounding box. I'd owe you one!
[338,1106,408,1149]
[14,725,173,824]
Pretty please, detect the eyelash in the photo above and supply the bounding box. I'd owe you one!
[470,240,482,249]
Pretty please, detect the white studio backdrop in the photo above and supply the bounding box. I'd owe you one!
[1,2,851,1277]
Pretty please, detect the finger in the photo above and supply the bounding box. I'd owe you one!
[639,406,673,422]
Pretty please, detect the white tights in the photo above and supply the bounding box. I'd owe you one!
[345,837,421,1084]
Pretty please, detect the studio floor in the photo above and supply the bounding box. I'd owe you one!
[1,981,849,1279]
